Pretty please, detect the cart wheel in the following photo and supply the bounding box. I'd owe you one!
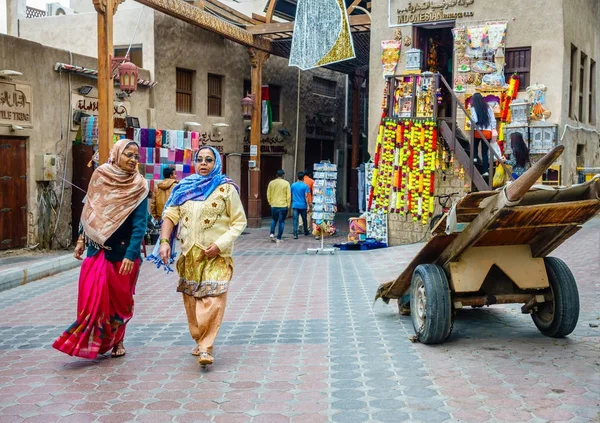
[532,257,579,338]
[410,264,452,344]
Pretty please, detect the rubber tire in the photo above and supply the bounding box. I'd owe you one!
[532,257,580,338]
[410,264,453,344]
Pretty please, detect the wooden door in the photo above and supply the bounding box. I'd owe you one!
[304,138,335,172]
[241,155,283,217]
[0,138,27,249]
[71,144,94,242]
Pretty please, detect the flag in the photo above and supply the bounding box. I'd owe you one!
[261,85,272,135]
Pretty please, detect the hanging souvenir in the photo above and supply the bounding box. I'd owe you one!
[486,23,507,51]
[501,75,520,122]
[381,40,402,78]
[527,84,551,121]
[472,60,497,74]
[466,25,487,58]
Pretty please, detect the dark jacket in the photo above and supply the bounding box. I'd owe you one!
[87,198,148,262]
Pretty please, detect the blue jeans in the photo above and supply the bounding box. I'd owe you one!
[292,208,309,236]
[270,207,288,240]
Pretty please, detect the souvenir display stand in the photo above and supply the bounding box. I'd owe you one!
[306,162,337,255]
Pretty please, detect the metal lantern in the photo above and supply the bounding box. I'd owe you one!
[117,60,138,94]
[241,93,254,120]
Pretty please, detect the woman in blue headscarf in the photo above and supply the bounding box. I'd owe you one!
[154,146,246,366]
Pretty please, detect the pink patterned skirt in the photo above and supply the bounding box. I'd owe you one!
[53,250,140,359]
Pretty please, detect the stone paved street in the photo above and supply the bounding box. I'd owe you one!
[0,217,599,422]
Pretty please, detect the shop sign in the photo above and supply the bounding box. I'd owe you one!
[389,0,475,26]
[0,82,32,128]
[71,92,130,131]
[243,134,286,154]
[198,132,224,153]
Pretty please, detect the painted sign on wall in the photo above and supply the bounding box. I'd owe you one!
[0,82,32,128]
[389,0,475,26]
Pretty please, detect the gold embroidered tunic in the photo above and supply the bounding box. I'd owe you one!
[163,183,247,298]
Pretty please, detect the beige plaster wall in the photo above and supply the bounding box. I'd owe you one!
[560,0,600,184]
[152,12,346,196]
[0,34,151,248]
[17,5,156,77]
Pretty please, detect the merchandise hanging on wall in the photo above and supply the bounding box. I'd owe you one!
[527,84,552,121]
[381,40,402,78]
[289,0,355,70]
[365,162,388,244]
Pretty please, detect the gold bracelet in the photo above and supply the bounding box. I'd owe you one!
[76,240,84,244]
[159,238,170,244]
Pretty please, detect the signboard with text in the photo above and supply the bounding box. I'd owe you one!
[71,93,130,131]
[389,0,475,26]
[0,82,32,128]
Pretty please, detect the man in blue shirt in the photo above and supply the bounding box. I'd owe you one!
[290,172,311,239]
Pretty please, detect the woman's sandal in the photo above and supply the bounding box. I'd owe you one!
[198,352,214,366]
[111,342,126,358]
[191,346,201,356]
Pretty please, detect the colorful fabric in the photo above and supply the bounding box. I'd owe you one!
[191,132,199,150]
[261,85,272,134]
[133,128,141,144]
[176,246,234,298]
[140,129,148,147]
[80,139,148,247]
[52,251,140,359]
[177,131,184,150]
[148,129,156,148]
[183,149,192,165]
[184,131,191,150]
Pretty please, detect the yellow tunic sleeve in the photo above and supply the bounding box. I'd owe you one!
[163,205,181,226]
[213,186,247,253]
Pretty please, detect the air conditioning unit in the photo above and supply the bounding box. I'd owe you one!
[46,3,75,16]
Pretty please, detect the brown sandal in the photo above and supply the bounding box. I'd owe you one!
[191,346,201,356]
[111,342,126,358]
[198,352,214,365]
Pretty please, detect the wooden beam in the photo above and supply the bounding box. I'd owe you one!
[252,13,267,23]
[205,0,259,24]
[247,13,370,35]
[346,0,362,14]
[134,0,271,51]
[265,0,277,23]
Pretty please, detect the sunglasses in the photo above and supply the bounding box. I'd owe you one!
[122,152,141,161]
[195,156,215,164]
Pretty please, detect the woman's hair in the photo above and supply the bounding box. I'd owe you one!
[471,93,490,129]
[510,132,530,168]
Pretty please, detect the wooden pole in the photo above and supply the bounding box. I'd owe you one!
[247,48,269,228]
[95,0,118,164]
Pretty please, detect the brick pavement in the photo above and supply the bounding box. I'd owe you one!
[0,217,598,422]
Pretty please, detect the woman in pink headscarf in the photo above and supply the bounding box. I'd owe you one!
[53,139,148,359]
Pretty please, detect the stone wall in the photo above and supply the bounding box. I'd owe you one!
[0,34,151,248]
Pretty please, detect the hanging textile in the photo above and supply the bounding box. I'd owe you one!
[289,0,355,70]
[261,85,272,135]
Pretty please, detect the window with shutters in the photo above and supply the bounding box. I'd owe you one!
[569,45,577,119]
[270,85,281,122]
[590,60,596,125]
[176,68,194,113]
[312,76,337,98]
[504,47,531,92]
[208,74,223,117]
[579,52,587,122]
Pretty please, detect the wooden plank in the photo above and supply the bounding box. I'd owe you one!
[252,13,267,23]
[347,0,362,14]
[439,121,489,191]
[247,13,371,35]
[474,227,548,247]
[488,200,600,230]
[531,225,581,258]
[374,234,457,300]
[134,0,271,51]
[206,0,259,24]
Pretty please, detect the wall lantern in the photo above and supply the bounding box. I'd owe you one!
[111,54,138,94]
[241,93,254,120]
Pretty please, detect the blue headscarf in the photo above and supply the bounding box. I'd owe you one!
[148,146,238,272]
[163,146,237,209]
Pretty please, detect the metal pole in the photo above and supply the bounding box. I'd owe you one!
[293,69,301,177]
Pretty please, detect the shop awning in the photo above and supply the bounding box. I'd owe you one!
[54,63,158,88]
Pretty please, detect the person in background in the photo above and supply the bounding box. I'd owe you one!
[505,132,531,179]
[150,167,178,222]
[303,170,315,230]
[469,92,500,177]
[53,139,148,359]
[267,169,291,243]
[290,172,310,239]
[156,146,246,366]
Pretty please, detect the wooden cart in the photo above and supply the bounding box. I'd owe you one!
[374,146,600,344]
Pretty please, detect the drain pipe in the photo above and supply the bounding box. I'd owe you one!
[293,69,301,176]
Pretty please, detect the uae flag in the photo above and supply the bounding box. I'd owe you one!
[261,85,272,135]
